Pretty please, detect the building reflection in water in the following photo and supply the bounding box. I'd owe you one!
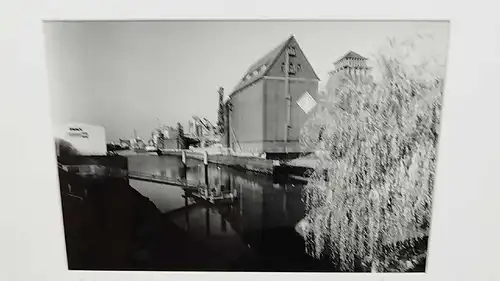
[129,155,305,254]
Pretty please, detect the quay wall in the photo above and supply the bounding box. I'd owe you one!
[273,164,313,182]
[162,151,274,174]
[58,155,128,168]
[126,150,316,181]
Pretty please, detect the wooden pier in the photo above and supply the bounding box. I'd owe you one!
[127,170,202,192]
[127,170,238,205]
[58,156,239,206]
[184,189,238,205]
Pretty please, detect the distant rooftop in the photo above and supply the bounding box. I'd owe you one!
[333,50,368,64]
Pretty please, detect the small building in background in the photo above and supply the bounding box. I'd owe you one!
[188,116,216,138]
[146,125,181,150]
[161,126,179,140]
[188,116,218,147]
[130,137,146,150]
[324,50,371,95]
[225,35,320,157]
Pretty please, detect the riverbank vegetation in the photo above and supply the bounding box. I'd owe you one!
[299,36,446,272]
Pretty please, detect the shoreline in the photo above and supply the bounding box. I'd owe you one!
[117,149,317,181]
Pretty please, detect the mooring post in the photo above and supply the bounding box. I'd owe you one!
[184,194,190,231]
[181,150,187,180]
[204,151,209,188]
[221,215,227,233]
[205,207,211,237]
[227,174,233,197]
[272,160,280,183]
[217,166,223,196]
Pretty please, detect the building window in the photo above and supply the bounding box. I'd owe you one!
[281,63,298,76]
[282,63,302,75]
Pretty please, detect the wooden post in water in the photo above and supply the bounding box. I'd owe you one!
[205,208,211,237]
[283,184,288,220]
[181,150,187,180]
[184,194,190,231]
[221,214,227,233]
[204,151,209,189]
[217,166,222,196]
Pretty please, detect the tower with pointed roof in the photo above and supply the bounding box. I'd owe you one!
[325,50,371,94]
[225,35,319,157]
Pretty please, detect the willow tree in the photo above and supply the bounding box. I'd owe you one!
[299,36,446,272]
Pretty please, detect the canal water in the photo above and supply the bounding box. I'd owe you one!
[127,155,336,271]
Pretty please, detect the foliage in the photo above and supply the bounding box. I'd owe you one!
[299,36,446,272]
[217,87,225,135]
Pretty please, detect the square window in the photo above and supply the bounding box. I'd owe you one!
[282,63,298,75]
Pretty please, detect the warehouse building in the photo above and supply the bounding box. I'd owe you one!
[225,35,320,158]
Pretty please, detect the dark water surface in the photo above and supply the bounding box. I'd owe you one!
[128,155,306,232]
[59,155,337,271]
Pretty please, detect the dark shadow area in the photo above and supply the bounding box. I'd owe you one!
[58,169,338,271]
[233,227,339,272]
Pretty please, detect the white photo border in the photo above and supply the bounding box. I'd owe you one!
[2,0,500,281]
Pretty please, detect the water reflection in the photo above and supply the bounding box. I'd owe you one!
[128,155,306,256]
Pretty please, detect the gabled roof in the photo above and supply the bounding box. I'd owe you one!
[333,50,367,64]
[246,36,292,76]
[230,35,319,96]
[231,36,293,95]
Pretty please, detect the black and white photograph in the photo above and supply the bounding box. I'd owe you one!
[43,20,450,273]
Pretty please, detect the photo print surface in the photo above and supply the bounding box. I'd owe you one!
[43,20,450,272]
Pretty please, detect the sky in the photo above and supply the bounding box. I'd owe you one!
[43,21,450,142]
